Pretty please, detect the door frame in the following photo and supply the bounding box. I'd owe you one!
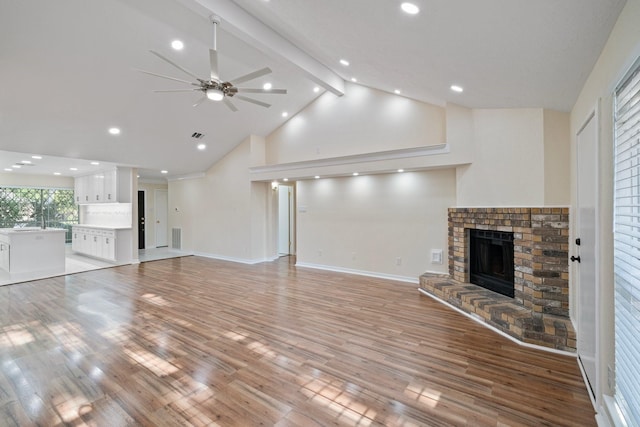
[574,103,601,406]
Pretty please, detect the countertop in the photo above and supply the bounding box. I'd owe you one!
[0,227,66,235]
[73,225,132,230]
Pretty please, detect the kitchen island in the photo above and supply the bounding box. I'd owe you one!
[0,228,66,274]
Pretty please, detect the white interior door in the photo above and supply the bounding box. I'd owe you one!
[576,112,598,398]
[155,189,168,247]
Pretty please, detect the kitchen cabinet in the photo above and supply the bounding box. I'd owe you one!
[0,228,66,274]
[0,241,9,272]
[72,226,131,263]
[74,167,132,205]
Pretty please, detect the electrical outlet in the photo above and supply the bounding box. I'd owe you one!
[431,249,443,264]
[396,257,402,266]
[352,252,357,260]
[318,249,322,257]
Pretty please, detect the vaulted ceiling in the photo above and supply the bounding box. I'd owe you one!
[0,0,627,180]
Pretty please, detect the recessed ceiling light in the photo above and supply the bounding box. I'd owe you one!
[197,143,206,150]
[137,175,140,178]
[315,175,320,179]
[171,40,184,50]
[21,160,31,164]
[394,89,401,94]
[401,2,420,14]
[91,161,100,165]
[263,82,272,90]
[313,86,320,93]
[451,85,464,93]
[340,59,350,66]
[70,167,78,171]
[398,169,404,173]
[108,127,121,135]
[161,170,168,174]
[4,168,12,172]
[12,165,21,169]
[352,172,359,176]
[31,155,42,159]
[351,77,357,83]
[282,112,288,118]
[53,172,61,176]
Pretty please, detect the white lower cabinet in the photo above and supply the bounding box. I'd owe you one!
[0,241,10,272]
[72,226,128,262]
[101,231,115,260]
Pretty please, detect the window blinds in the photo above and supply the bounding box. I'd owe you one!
[614,59,640,427]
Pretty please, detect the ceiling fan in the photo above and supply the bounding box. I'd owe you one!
[137,15,287,112]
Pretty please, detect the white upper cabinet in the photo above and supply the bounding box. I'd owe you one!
[74,167,132,205]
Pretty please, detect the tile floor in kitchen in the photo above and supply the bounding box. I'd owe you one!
[0,245,189,286]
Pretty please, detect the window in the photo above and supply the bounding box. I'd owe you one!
[613,57,640,427]
[0,187,78,243]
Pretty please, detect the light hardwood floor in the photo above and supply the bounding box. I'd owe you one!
[0,256,595,426]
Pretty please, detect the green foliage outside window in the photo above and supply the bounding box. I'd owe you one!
[0,187,78,242]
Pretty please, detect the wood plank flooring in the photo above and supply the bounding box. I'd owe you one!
[0,256,595,426]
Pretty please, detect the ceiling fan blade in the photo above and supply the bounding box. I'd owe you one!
[149,50,203,81]
[153,89,201,93]
[223,98,238,112]
[235,95,271,108]
[193,96,207,107]
[229,67,272,85]
[210,49,219,82]
[135,69,195,85]
[237,88,287,95]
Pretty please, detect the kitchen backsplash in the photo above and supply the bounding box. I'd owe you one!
[80,203,132,227]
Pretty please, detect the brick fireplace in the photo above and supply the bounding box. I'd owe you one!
[420,207,576,351]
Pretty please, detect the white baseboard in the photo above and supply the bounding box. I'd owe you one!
[193,252,277,265]
[294,262,419,284]
[418,288,577,357]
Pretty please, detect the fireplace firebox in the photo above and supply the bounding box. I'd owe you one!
[469,229,515,298]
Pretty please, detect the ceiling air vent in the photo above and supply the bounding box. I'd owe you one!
[191,132,204,139]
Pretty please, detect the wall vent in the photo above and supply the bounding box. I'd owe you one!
[171,227,182,250]
[191,132,204,139]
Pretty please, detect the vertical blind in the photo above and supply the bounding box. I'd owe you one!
[614,58,640,427]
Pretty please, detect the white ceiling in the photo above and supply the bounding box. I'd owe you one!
[0,0,627,181]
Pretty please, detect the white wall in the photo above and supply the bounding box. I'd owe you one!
[0,172,73,188]
[266,82,446,164]
[569,0,640,420]
[296,169,456,281]
[456,108,546,206]
[454,108,570,207]
[543,109,571,206]
[168,136,273,263]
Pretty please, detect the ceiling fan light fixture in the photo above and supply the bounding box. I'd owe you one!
[206,88,224,101]
[401,2,420,15]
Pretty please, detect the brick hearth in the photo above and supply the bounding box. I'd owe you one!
[420,207,576,352]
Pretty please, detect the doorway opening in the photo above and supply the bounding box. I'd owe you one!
[277,184,295,256]
[138,190,145,249]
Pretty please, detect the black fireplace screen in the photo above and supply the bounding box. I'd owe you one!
[469,229,515,298]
